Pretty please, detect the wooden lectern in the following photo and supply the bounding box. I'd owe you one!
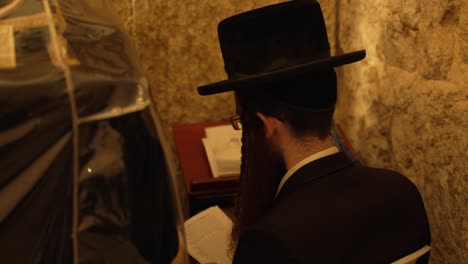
[173,121,240,215]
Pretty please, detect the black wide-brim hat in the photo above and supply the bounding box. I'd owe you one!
[197,0,366,96]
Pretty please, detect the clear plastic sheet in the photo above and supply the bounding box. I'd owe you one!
[0,0,183,263]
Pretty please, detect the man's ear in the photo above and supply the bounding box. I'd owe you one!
[256,112,280,139]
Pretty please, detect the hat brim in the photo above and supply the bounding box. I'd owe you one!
[198,49,366,95]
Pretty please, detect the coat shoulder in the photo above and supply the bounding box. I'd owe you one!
[249,165,430,263]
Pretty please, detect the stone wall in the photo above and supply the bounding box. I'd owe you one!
[111,1,467,263]
[333,1,467,263]
[112,0,289,125]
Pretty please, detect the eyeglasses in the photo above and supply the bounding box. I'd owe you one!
[230,115,242,130]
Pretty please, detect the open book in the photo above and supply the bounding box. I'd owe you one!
[184,206,233,264]
[202,125,242,178]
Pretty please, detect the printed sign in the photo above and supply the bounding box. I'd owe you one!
[0,25,16,69]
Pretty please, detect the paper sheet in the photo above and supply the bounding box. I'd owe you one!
[202,125,241,178]
[0,25,16,69]
[184,206,233,264]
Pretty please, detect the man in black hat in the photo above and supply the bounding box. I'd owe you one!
[198,1,431,263]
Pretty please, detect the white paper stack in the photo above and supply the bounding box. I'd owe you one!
[202,125,242,178]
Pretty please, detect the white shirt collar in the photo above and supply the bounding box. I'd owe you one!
[275,146,340,198]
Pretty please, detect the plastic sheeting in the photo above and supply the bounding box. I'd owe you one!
[0,0,183,263]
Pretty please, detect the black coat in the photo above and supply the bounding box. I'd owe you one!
[233,152,431,263]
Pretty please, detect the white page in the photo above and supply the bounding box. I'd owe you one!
[184,206,233,264]
[205,125,241,144]
[203,125,241,178]
[202,138,220,178]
